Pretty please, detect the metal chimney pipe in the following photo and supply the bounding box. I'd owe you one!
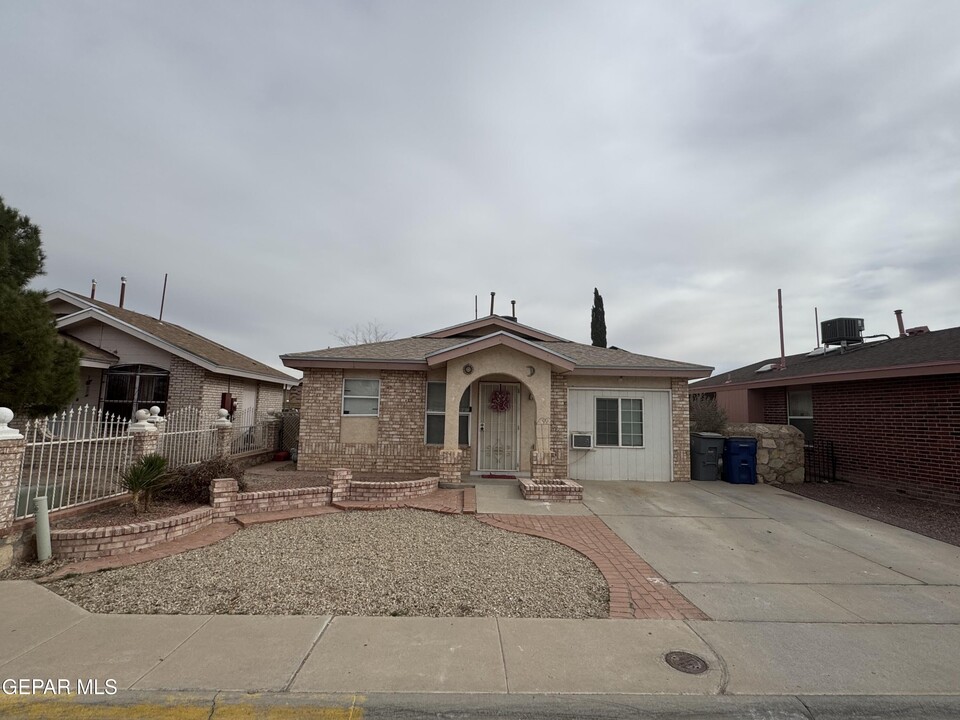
[159,273,168,321]
[895,309,906,338]
[489,291,495,316]
[90,279,97,299]
[815,306,820,348]
[778,289,786,369]
[511,300,516,318]
[119,277,127,308]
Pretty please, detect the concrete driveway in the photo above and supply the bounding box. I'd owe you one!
[582,480,960,622]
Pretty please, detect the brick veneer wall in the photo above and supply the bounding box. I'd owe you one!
[763,389,787,424]
[257,384,285,415]
[804,374,960,505]
[549,372,568,478]
[167,357,205,413]
[50,507,213,560]
[671,378,691,481]
[298,369,472,475]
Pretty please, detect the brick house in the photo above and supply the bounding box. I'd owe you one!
[45,289,295,419]
[281,315,712,482]
[691,325,960,505]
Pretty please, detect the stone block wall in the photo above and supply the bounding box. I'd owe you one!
[671,378,691,481]
[727,422,805,484]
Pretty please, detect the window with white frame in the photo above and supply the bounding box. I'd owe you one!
[787,389,813,444]
[595,397,644,447]
[425,382,471,445]
[342,378,380,416]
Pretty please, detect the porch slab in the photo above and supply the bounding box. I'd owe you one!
[474,482,592,515]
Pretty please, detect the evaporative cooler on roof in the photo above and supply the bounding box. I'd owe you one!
[821,318,865,346]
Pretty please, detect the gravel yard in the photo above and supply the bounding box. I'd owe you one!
[47,510,609,618]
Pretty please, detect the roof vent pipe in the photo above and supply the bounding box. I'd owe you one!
[777,289,786,370]
[489,291,495,316]
[119,277,127,309]
[895,309,906,338]
[511,300,516,319]
[90,279,97,300]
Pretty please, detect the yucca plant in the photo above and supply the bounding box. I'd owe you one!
[118,454,170,514]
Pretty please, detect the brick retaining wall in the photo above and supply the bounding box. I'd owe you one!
[518,478,583,502]
[50,507,214,560]
[346,477,438,502]
[234,486,333,515]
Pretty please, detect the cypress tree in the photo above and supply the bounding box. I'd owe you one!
[0,197,80,416]
[591,288,607,348]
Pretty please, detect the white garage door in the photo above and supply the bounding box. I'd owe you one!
[567,388,672,481]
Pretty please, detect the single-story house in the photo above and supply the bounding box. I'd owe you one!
[281,314,712,482]
[691,321,960,505]
[46,289,296,419]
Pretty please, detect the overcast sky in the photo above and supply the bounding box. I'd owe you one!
[3,1,958,378]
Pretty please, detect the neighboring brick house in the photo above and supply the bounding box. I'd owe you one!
[691,325,960,505]
[281,315,712,482]
[45,289,295,419]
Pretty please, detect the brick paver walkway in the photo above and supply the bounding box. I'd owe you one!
[479,514,708,621]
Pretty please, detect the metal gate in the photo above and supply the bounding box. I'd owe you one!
[478,382,520,472]
[804,439,838,481]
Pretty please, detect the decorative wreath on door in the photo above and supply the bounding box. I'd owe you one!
[489,387,512,413]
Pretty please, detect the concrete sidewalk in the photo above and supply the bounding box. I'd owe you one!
[2,481,960,703]
[2,581,960,697]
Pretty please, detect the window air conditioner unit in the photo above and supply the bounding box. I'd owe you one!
[570,432,594,450]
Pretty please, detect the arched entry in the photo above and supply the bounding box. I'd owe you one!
[477,380,522,471]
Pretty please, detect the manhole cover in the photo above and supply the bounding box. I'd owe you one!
[663,651,709,674]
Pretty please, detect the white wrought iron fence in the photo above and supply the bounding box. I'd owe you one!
[16,406,134,520]
[156,407,219,468]
[230,406,278,455]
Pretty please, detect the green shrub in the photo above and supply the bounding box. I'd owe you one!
[689,394,728,434]
[118,454,169,514]
[157,458,246,505]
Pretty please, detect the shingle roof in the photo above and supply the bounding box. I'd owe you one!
[60,334,119,363]
[56,290,294,384]
[694,326,960,389]
[283,331,711,374]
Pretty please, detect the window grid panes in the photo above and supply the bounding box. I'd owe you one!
[595,398,619,446]
[425,382,470,446]
[596,397,644,448]
[342,379,380,416]
[620,399,644,447]
[787,389,814,444]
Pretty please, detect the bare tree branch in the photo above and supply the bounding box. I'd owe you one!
[332,319,397,346]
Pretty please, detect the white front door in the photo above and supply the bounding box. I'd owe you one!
[478,382,521,472]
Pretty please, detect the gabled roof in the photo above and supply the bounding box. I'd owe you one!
[417,315,568,342]
[693,326,960,390]
[49,290,295,385]
[60,334,119,368]
[283,316,712,378]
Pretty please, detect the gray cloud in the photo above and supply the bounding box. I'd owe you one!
[2,0,958,377]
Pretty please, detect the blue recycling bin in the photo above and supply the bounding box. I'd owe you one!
[722,437,758,484]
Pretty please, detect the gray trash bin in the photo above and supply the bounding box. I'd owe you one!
[690,432,725,481]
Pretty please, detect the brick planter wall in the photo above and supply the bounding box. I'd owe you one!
[50,507,214,560]
[518,478,583,502]
[234,487,333,515]
[346,476,438,502]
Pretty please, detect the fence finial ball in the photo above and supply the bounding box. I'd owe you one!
[0,407,24,440]
[218,408,229,419]
[135,409,150,422]
[149,406,161,417]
